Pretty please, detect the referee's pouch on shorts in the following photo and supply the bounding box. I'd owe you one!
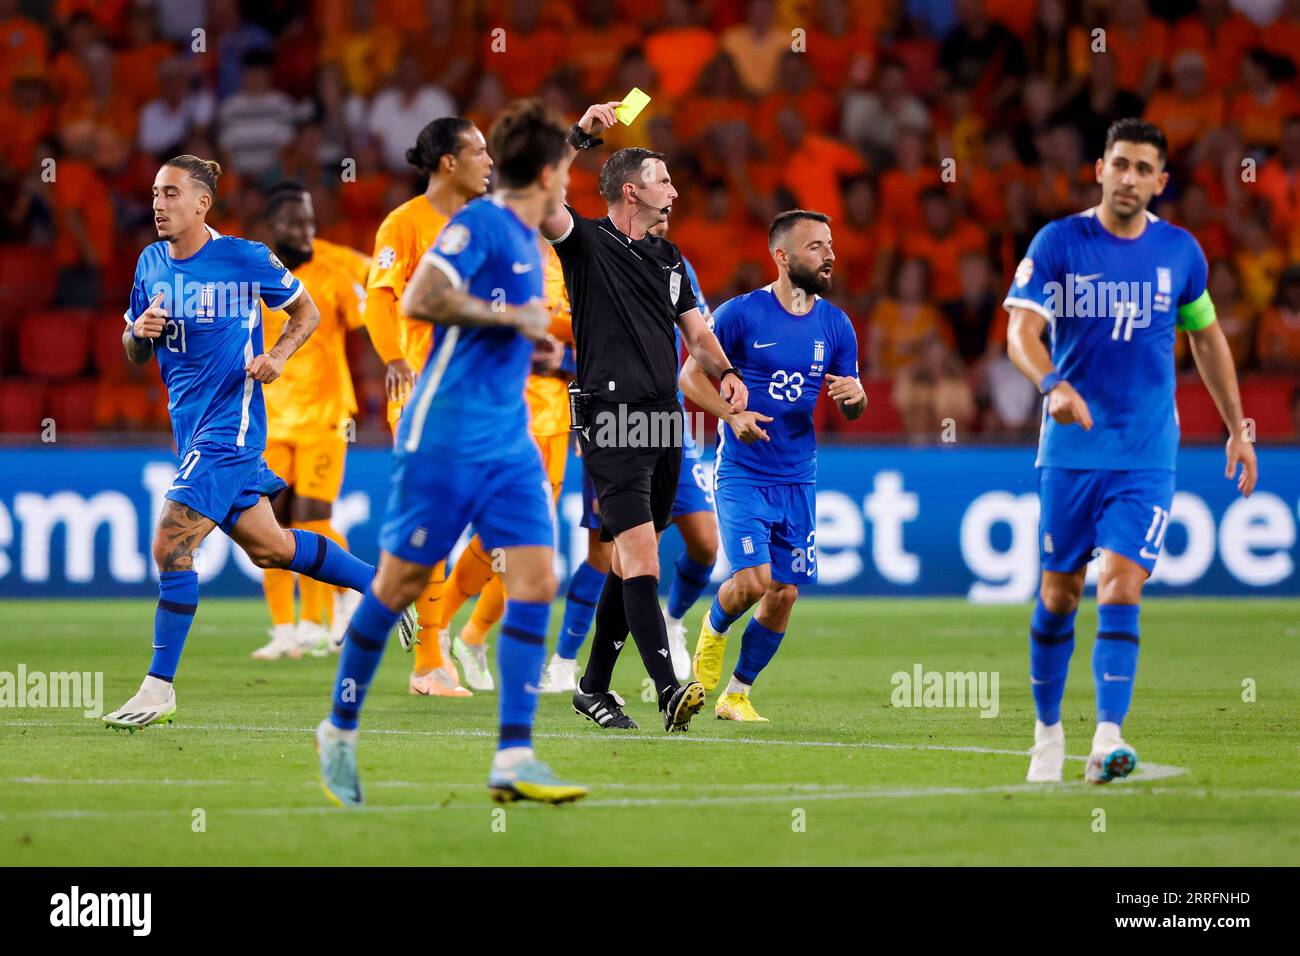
[568,380,594,432]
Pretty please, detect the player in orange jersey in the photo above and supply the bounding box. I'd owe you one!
[365,116,492,696]
[255,181,369,660]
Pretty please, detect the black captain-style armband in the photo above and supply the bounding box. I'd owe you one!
[568,124,603,150]
[721,368,743,384]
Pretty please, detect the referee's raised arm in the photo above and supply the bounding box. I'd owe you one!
[538,101,622,242]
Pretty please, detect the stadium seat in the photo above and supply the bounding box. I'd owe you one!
[1175,375,1225,440]
[0,378,47,434]
[93,315,131,376]
[1240,376,1299,440]
[0,244,57,310]
[18,309,94,378]
[46,378,98,434]
[832,376,904,436]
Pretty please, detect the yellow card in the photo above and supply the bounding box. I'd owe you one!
[614,88,651,126]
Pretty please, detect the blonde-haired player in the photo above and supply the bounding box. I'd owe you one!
[367,116,493,696]
[254,182,369,659]
[434,239,574,689]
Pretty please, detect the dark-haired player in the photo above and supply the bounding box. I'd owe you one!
[1005,119,1257,784]
[318,101,585,806]
[255,182,371,659]
[104,156,414,729]
[680,210,864,722]
[365,116,492,697]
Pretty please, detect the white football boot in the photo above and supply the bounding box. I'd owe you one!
[1026,720,1066,783]
[297,620,329,657]
[1085,722,1138,784]
[453,633,495,691]
[328,589,362,653]
[663,605,692,681]
[538,653,578,693]
[103,676,177,730]
[252,623,302,660]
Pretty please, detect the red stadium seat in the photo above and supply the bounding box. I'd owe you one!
[1175,375,1225,441]
[18,309,94,378]
[1240,376,1299,440]
[92,314,131,376]
[832,376,904,436]
[0,244,57,310]
[0,379,47,434]
[46,378,98,434]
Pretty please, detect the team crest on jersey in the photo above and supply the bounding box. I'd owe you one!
[1154,266,1172,312]
[1015,257,1034,287]
[268,250,286,272]
[814,340,825,362]
[438,224,470,255]
[669,270,682,305]
[376,246,396,269]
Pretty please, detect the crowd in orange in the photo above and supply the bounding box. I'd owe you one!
[1,0,1298,440]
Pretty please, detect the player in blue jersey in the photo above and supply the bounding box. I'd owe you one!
[539,225,718,692]
[103,155,413,731]
[679,210,865,721]
[1005,119,1258,784]
[316,100,587,806]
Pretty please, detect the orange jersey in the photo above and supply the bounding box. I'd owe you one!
[365,195,448,375]
[525,241,575,436]
[263,240,366,441]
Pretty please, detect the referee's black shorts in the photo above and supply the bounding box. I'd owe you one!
[578,399,683,542]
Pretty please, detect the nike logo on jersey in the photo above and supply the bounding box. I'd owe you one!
[753,341,778,349]
[511,262,534,273]
[1073,272,1104,282]
[1102,673,1132,682]
[1139,547,1160,560]
[168,484,191,492]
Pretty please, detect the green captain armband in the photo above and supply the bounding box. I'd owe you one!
[1177,289,1217,332]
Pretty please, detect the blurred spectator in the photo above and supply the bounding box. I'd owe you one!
[1259,0,1300,65]
[967,128,1029,225]
[644,0,718,102]
[1207,258,1258,369]
[942,252,1000,363]
[983,318,1039,437]
[50,122,113,307]
[0,0,48,93]
[720,0,789,96]
[565,0,637,98]
[1054,51,1144,162]
[1257,115,1300,241]
[774,106,867,223]
[758,52,837,142]
[894,336,977,440]
[209,0,274,100]
[1256,265,1300,372]
[1168,0,1260,91]
[878,129,941,234]
[1178,182,1230,262]
[900,188,986,304]
[869,258,951,375]
[138,58,215,159]
[320,0,400,98]
[0,74,55,178]
[805,0,877,91]
[1105,0,1167,100]
[673,180,746,301]
[841,56,930,166]
[1230,48,1300,151]
[937,0,1026,116]
[217,50,298,180]
[115,6,175,111]
[1026,0,1084,98]
[833,174,893,312]
[1145,50,1225,165]
[1234,211,1287,311]
[50,12,111,121]
[367,52,455,174]
[484,0,564,98]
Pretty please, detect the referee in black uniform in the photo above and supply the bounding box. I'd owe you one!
[541,100,748,733]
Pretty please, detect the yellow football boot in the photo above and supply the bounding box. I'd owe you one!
[715,691,769,722]
[692,618,728,691]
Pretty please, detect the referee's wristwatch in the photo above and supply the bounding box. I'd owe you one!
[1038,370,1064,395]
[568,123,603,150]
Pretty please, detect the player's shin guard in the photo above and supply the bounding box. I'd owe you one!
[734,615,784,686]
[149,570,199,681]
[289,528,373,593]
[622,575,678,702]
[497,600,549,750]
[557,560,604,659]
[330,588,402,730]
[262,567,295,627]
[668,554,714,620]
[581,571,628,694]
[1030,599,1077,726]
[708,594,743,634]
[1093,604,1140,726]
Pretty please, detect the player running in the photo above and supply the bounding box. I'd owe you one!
[255,181,370,660]
[365,116,492,697]
[317,100,585,806]
[1004,119,1257,784]
[539,222,718,693]
[104,155,413,730]
[681,210,865,722]
[431,237,575,691]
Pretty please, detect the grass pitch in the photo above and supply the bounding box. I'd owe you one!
[1,597,1297,866]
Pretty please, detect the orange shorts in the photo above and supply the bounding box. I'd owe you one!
[263,433,348,503]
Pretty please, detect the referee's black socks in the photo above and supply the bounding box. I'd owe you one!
[580,571,628,695]
[622,574,679,706]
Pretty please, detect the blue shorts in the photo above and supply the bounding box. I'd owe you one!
[580,441,714,529]
[715,480,817,584]
[1038,467,1176,575]
[380,446,555,566]
[165,441,287,535]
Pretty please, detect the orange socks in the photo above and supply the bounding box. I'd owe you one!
[262,567,296,627]
[438,535,498,631]
[412,560,448,674]
[461,576,506,645]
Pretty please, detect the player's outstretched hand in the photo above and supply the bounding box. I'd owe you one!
[512,300,551,341]
[1047,381,1093,430]
[578,102,621,138]
[825,373,865,408]
[246,352,284,384]
[720,371,748,414]
[727,409,772,444]
[1226,433,1258,497]
[133,292,167,339]
[385,358,415,404]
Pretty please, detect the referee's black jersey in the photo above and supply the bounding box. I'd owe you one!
[549,204,700,405]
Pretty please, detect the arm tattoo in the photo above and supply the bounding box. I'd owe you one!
[404,265,513,328]
[267,295,320,364]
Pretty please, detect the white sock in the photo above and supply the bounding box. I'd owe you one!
[666,613,683,630]
[321,719,357,745]
[141,675,172,699]
[724,675,751,696]
[493,746,534,771]
[1093,721,1122,747]
[1035,720,1063,742]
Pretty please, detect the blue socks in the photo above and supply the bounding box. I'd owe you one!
[498,599,550,750]
[667,554,713,620]
[148,570,199,681]
[708,594,742,634]
[329,588,401,730]
[1029,599,1076,726]
[289,528,373,593]
[734,616,784,686]
[1094,603,1140,726]
[556,560,604,660]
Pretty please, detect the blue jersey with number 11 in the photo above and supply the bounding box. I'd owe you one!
[1004,207,1214,471]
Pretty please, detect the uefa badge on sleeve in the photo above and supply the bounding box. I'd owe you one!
[669,270,682,305]
[1015,257,1034,288]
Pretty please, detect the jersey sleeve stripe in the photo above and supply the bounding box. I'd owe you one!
[1002,296,1054,321]
[278,281,305,309]
[423,251,464,290]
